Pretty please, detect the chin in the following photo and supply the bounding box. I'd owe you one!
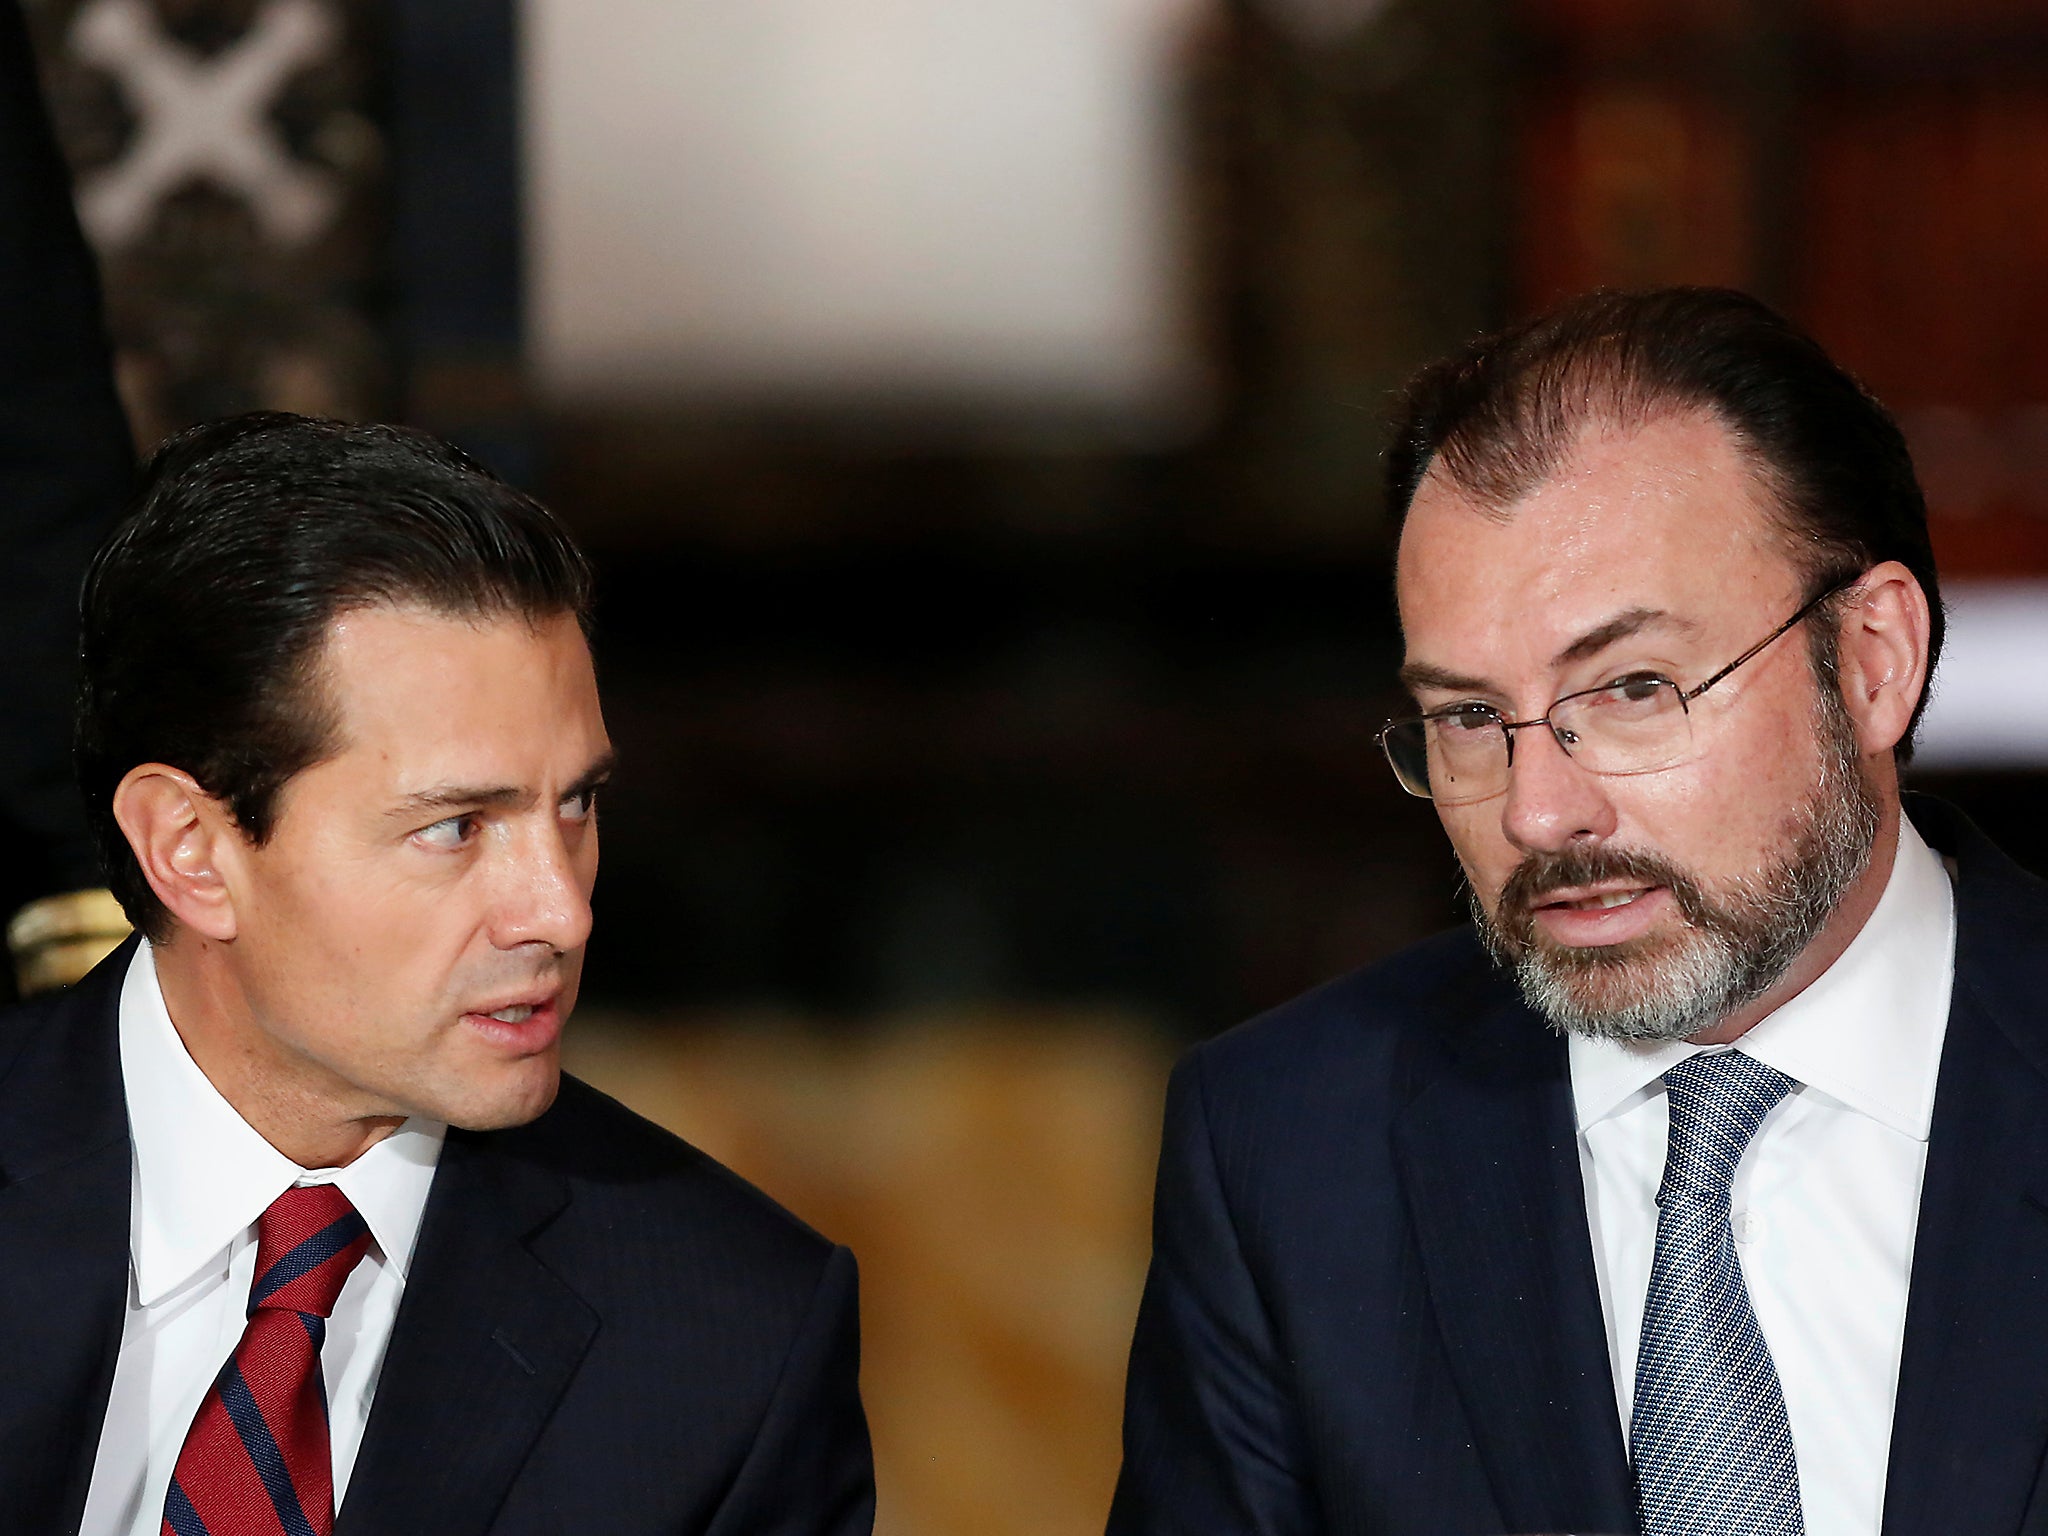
[437,1060,564,1132]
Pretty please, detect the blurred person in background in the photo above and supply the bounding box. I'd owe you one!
[1108,288,2043,1536]
[0,414,872,1535]
[0,0,137,995]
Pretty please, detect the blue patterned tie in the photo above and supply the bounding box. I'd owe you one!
[1629,1051,1803,1536]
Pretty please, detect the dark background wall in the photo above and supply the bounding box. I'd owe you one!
[536,0,2048,1029]
[28,0,2048,1038]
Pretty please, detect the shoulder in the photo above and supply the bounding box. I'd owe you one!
[1148,924,1537,1211]
[0,942,125,1111]
[1143,926,1544,1313]
[474,1072,839,1311]
[1179,923,1513,1120]
[1911,795,2048,1026]
[0,975,98,1072]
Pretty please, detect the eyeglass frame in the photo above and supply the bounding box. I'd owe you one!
[1376,571,1864,802]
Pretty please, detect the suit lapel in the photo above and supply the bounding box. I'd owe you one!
[1884,806,2048,1536]
[1392,987,1636,1534]
[0,944,135,1533]
[338,1127,597,1536]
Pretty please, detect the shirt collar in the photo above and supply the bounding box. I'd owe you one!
[119,940,447,1308]
[1568,815,1955,1140]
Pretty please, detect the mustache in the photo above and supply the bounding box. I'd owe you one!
[1493,844,1713,944]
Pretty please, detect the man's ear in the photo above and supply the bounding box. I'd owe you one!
[111,766,243,942]
[1834,559,1932,757]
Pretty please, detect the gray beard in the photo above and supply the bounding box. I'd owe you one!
[1469,692,1882,1043]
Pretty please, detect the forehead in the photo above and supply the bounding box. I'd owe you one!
[312,604,604,783]
[1396,411,1801,667]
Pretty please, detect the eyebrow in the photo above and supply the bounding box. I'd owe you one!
[1553,606,1698,666]
[1397,659,1493,695]
[1398,608,1698,697]
[389,751,617,821]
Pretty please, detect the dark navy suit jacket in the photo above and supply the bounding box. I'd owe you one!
[1111,798,2048,1535]
[0,942,876,1535]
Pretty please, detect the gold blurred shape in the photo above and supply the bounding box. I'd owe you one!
[9,888,133,996]
[566,1008,1168,1536]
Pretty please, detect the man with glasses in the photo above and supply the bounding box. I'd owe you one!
[1110,288,2037,1536]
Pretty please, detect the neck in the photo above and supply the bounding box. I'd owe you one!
[1684,789,1905,1047]
[150,934,405,1168]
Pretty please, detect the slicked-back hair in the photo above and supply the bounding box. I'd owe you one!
[77,412,595,941]
[1386,287,1943,759]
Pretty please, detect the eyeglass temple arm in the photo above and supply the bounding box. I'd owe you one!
[1679,575,1860,704]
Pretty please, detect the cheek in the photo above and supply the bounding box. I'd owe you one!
[246,858,473,1016]
[1611,708,1820,864]
[1436,803,1516,894]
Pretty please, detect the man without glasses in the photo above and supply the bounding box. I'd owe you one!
[1111,288,2048,1535]
[0,414,873,1534]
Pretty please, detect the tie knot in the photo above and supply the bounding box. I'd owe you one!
[1658,1051,1796,1204]
[250,1183,372,1319]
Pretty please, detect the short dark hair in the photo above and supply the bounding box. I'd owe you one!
[77,412,595,940]
[1386,287,1943,757]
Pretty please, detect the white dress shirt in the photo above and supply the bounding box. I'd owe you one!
[1570,818,1956,1536]
[79,941,446,1536]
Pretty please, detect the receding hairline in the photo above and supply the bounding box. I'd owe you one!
[1403,397,1812,573]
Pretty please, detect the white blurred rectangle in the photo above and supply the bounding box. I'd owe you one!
[1913,580,2048,768]
[521,0,1205,429]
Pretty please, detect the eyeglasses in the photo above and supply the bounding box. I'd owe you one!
[1378,575,1861,806]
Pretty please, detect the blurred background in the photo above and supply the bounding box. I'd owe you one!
[20,0,2048,1529]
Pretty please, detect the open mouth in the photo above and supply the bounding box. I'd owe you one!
[1541,887,1653,913]
[462,993,564,1051]
[1493,850,1690,955]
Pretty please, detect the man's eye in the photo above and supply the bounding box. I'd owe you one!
[1602,673,1675,704]
[561,788,599,822]
[415,814,477,850]
[1435,704,1501,734]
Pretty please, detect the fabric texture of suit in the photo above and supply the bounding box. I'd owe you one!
[1110,796,2048,1536]
[0,0,135,918]
[0,940,876,1536]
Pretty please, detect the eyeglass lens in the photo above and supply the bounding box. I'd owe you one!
[1383,677,1695,805]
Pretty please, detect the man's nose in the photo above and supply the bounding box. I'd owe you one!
[1499,720,1618,854]
[492,821,596,955]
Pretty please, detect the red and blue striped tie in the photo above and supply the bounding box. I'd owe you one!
[161,1183,373,1536]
